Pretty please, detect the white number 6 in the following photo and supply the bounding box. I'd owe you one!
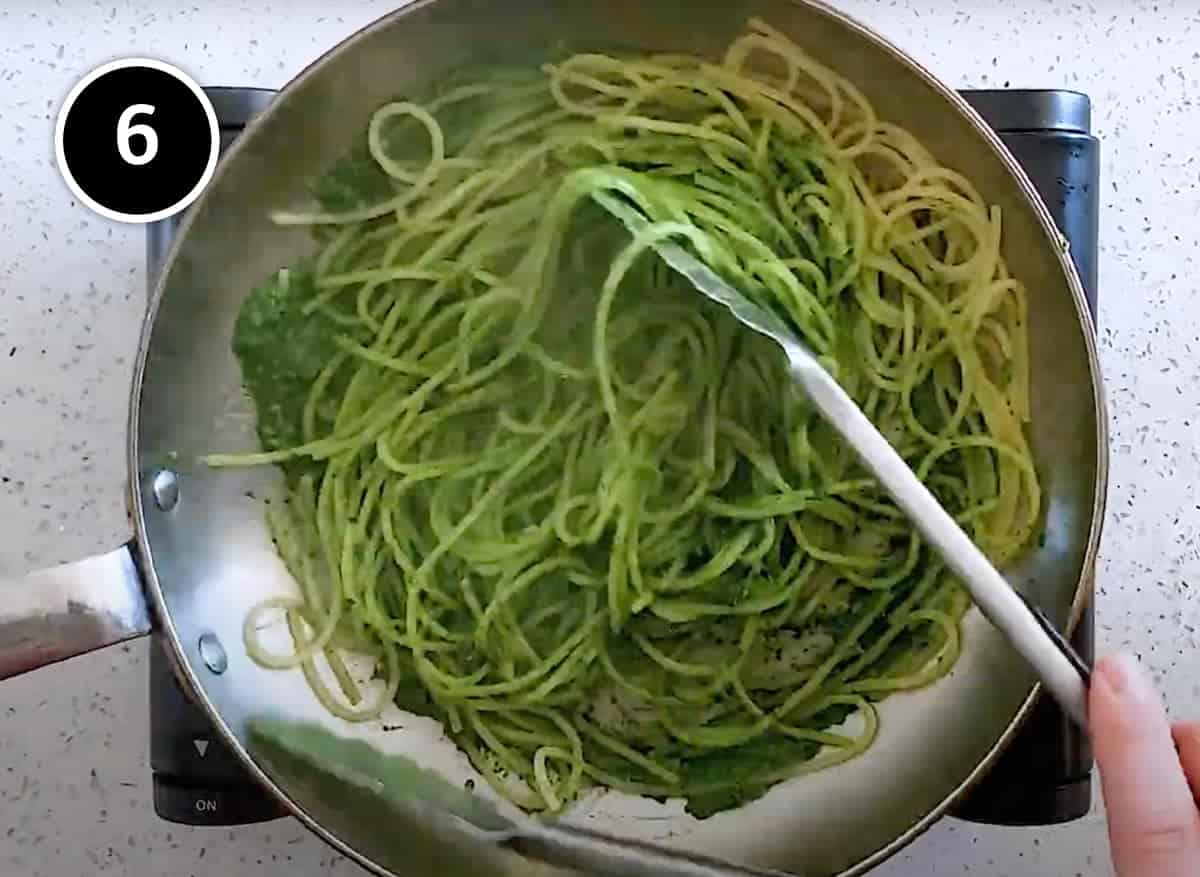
[117,103,158,166]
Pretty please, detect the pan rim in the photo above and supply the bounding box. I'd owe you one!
[127,0,1109,873]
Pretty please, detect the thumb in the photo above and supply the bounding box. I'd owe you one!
[1091,653,1200,877]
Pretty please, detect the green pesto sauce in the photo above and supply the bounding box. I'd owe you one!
[233,267,323,454]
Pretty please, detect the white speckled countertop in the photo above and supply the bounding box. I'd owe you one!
[0,1,1194,874]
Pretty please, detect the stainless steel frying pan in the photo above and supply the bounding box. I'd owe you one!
[0,1,1107,874]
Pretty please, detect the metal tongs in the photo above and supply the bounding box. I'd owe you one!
[593,191,1091,729]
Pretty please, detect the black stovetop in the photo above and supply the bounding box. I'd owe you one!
[144,87,1100,830]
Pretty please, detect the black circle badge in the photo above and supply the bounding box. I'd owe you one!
[54,58,218,223]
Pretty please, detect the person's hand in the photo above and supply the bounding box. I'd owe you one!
[1091,653,1200,876]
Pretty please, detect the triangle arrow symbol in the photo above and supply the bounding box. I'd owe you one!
[193,738,210,758]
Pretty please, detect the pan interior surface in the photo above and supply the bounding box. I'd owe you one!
[133,2,1103,875]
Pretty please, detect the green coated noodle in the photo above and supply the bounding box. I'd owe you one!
[211,22,1042,816]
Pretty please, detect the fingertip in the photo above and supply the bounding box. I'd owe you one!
[1090,653,1121,711]
[1091,654,1200,875]
[1091,653,1164,743]
[1096,652,1150,698]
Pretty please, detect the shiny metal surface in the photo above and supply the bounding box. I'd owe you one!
[502,822,785,877]
[0,547,149,680]
[151,468,179,511]
[145,87,278,294]
[596,192,1091,726]
[197,632,228,675]
[121,1,1107,876]
[960,89,1091,133]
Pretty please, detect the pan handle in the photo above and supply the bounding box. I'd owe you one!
[0,546,151,679]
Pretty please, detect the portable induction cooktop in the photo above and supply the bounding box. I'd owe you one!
[144,86,1100,831]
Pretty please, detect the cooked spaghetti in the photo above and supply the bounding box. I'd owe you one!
[208,19,1041,817]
